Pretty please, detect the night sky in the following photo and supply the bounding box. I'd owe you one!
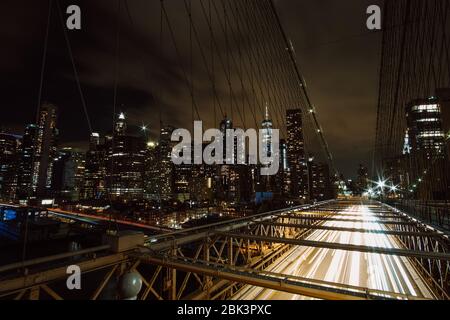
[0,0,383,178]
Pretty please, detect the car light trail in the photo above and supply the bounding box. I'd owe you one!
[234,204,434,300]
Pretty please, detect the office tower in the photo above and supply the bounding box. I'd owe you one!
[32,104,58,197]
[190,162,216,203]
[218,116,233,202]
[273,139,290,197]
[144,141,160,201]
[286,109,309,200]
[307,158,332,202]
[16,124,38,199]
[220,116,234,164]
[158,125,175,201]
[0,132,21,201]
[174,162,191,202]
[406,98,446,159]
[52,148,85,202]
[217,116,249,204]
[261,104,273,158]
[83,133,107,200]
[355,164,369,195]
[261,105,274,193]
[90,132,100,149]
[405,90,450,200]
[115,112,127,136]
[106,113,146,202]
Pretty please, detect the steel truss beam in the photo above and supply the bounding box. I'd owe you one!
[297,212,409,219]
[0,253,129,297]
[138,253,426,301]
[277,215,417,226]
[306,209,394,214]
[260,222,444,238]
[216,232,450,261]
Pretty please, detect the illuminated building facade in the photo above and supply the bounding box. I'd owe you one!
[405,90,450,200]
[32,104,58,197]
[261,105,274,193]
[286,109,309,201]
[16,124,38,199]
[406,99,446,159]
[307,158,333,202]
[174,163,191,202]
[261,104,273,159]
[82,133,107,200]
[52,148,85,202]
[355,164,369,195]
[191,162,216,203]
[0,132,21,200]
[144,141,160,201]
[106,113,146,202]
[274,139,291,197]
[158,125,175,201]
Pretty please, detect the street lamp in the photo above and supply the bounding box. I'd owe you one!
[377,180,386,189]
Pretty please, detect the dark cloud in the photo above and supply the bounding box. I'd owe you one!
[0,0,383,178]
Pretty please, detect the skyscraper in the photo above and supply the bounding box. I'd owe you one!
[274,139,290,197]
[261,104,274,193]
[144,141,160,201]
[406,98,446,159]
[158,125,175,201]
[220,116,234,164]
[261,104,273,158]
[308,157,332,202]
[115,112,127,136]
[286,109,309,200]
[106,113,146,202]
[52,148,85,202]
[405,90,450,200]
[82,133,107,200]
[356,164,369,196]
[17,124,38,199]
[0,132,21,201]
[32,104,58,197]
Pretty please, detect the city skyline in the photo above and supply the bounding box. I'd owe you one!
[0,0,383,178]
[1,0,449,304]
[0,102,337,206]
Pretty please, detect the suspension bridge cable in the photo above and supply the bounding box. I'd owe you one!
[55,0,93,134]
[268,0,336,173]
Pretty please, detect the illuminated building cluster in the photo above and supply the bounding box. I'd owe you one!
[382,88,450,200]
[0,105,335,211]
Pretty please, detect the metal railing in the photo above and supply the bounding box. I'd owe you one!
[385,200,450,233]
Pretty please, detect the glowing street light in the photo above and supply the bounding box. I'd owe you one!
[390,185,398,193]
[376,179,387,189]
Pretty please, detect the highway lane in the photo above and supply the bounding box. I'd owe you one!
[234,204,435,300]
[48,208,172,233]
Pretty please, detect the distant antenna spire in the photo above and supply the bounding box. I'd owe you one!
[265,102,269,120]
